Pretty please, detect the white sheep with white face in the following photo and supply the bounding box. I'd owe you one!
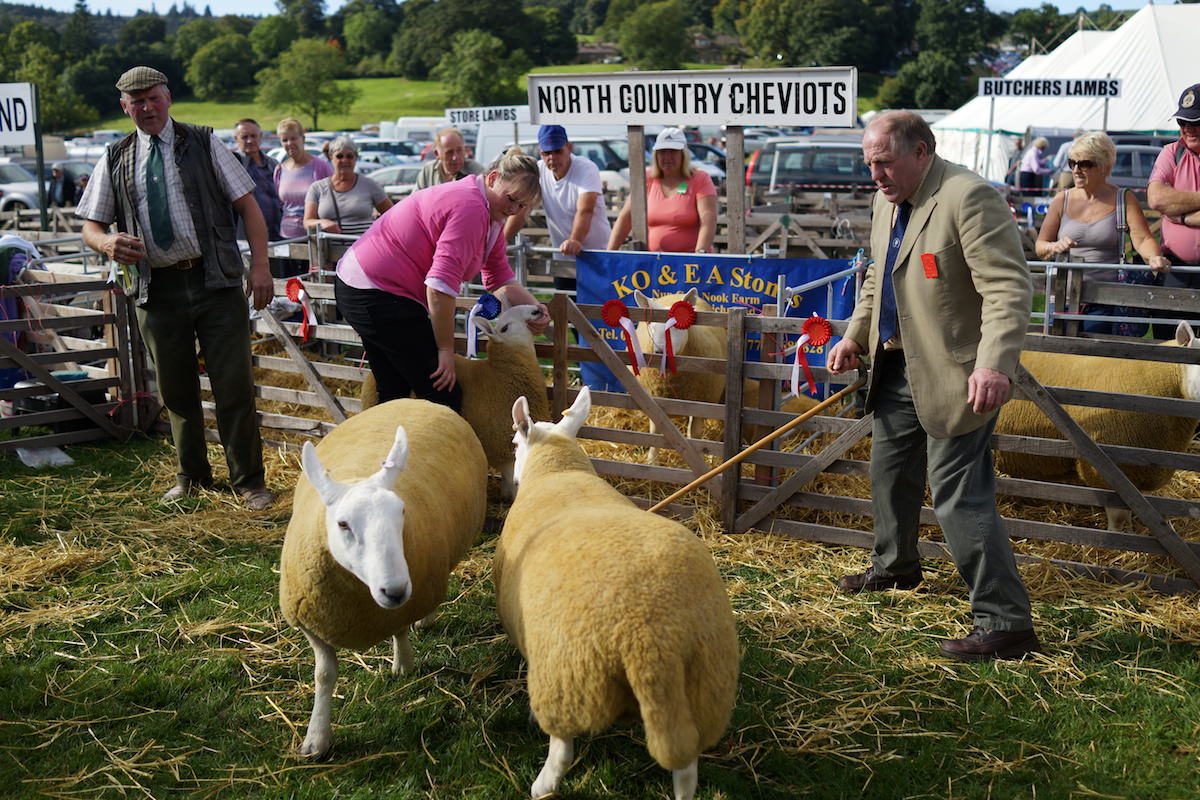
[499,388,739,800]
[279,399,488,759]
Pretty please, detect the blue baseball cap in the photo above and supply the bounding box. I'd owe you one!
[538,125,569,151]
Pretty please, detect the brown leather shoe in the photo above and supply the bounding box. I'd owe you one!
[838,566,923,594]
[241,487,276,511]
[939,626,1041,662]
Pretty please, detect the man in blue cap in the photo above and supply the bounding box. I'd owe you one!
[505,124,612,294]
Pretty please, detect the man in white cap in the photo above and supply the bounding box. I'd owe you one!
[77,65,276,510]
[48,163,78,207]
[1148,81,1200,292]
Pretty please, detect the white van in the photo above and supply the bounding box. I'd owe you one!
[395,116,448,143]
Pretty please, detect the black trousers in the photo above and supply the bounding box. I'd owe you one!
[334,277,462,411]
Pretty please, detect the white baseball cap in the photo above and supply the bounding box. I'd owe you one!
[653,127,687,151]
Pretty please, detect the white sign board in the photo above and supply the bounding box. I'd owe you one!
[0,83,35,147]
[528,68,857,127]
[445,104,530,127]
[977,78,1122,99]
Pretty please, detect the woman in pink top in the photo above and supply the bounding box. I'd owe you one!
[608,127,717,253]
[334,147,548,411]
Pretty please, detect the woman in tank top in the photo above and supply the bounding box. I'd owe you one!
[1036,131,1169,335]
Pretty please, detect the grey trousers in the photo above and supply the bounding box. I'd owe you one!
[136,266,265,492]
[868,350,1033,631]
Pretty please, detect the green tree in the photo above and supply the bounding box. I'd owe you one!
[277,0,326,38]
[186,33,254,100]
[61,0,97,63]
[915,0,1001,65]
[250,14,300,63]
[619,0,687,69]
[877,49,972,109]
[432,29,531,106]
[256,37,360,129]
[740,0,905,72]
[342,6,395,62]
[711,0,742,35]
[524,6,577,66]
[392,0,537,79]
[174,17,220,65]
[118,13,167,50]
[16,44,97,130]
[1007,3,1063,53]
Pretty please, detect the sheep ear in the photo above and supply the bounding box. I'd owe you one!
[682,287,699,305]
[556,387,591,440]
[375,425,409,487]
[512,395,532,438]
[302,441,342,506]
[633,290,651,309]
[1177,321,1195,347]
[472,315,495,336]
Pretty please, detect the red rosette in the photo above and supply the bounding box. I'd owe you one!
[286,277,304,302]
[801,315,832,347]
[601,299,629,327]
[669,300,696,329]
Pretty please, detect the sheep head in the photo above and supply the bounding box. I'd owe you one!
[634,288,699,355]
[301,426,413,610]
[472,303,543,350]
[511,387,592,484]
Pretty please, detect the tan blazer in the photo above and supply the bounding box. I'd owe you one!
[844,156,1032,439]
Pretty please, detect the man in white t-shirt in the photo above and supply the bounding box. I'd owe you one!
[505,125,612,291]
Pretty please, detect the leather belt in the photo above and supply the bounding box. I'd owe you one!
[158,256,203,270]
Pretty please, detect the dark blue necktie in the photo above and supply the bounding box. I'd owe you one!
[877,201,911,345]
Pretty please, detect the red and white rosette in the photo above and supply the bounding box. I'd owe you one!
[662,300,696,375]
[601,299,644,375]
[285,277,313,342]
[791,314,832,396]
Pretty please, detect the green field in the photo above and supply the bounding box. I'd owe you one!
[2,433,1199,799]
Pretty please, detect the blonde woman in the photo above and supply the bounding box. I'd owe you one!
[1036,131,1169,335]
[608,127,717,253]
[274,118,332,240]
[334,147,550,411]
[303,136,392,237]
[1018,136,1052,192]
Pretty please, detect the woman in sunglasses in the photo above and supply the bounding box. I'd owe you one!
[1036,131,1170,336]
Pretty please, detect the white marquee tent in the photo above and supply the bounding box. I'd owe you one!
[933,3,1197,182]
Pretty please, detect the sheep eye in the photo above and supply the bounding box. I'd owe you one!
[500,324,510,334]
[337,521,350,531]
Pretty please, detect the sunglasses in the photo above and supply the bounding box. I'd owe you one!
[1067,159,1095,169]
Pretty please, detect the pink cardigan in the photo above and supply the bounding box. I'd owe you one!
[339,176,514,307]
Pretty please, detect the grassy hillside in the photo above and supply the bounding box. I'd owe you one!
[84,64,728,134]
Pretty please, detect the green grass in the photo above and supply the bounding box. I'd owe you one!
[2,433,1199,798]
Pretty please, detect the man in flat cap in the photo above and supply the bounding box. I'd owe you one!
[77,66,276,511]
[48,162,78,207]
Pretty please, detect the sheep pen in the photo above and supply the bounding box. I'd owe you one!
[3,290,1200,798]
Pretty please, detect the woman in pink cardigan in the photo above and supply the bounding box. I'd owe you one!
[334,147,548,410]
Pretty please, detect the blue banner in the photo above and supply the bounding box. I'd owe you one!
[575,251,857,393]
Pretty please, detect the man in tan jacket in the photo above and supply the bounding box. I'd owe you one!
[828,111,1038,661]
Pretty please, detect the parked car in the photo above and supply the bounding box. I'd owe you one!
[351,136,426,158]
[355,150,405,173]
[0,162,42,211]
[745,138,871,191]
[368,163,424,198]
[266,145,328,163]
[1109,144,1163,198]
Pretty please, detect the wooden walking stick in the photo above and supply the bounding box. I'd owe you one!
[647,375,866,513]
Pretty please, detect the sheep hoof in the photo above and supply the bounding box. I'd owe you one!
[298,733,332,760]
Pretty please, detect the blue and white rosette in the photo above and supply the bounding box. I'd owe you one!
[465,292,502,358]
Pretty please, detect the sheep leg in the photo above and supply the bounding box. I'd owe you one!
[500,459,517,502]
[1106,506,1132,532]
[531,735,573,798]
[647,418,661,464]
[392,630,414,676]
[414,609,438,630]
[298,625,337,758]
[672,759,698,800]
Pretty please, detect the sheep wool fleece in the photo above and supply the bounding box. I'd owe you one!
[456,344,550,471]
[995,349,1195,490]
[280,399,487,651]
[496,437,738,770]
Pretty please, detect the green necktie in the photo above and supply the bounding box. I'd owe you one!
[147,134,175,250]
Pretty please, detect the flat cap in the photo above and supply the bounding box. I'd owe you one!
[116,66,168,93]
